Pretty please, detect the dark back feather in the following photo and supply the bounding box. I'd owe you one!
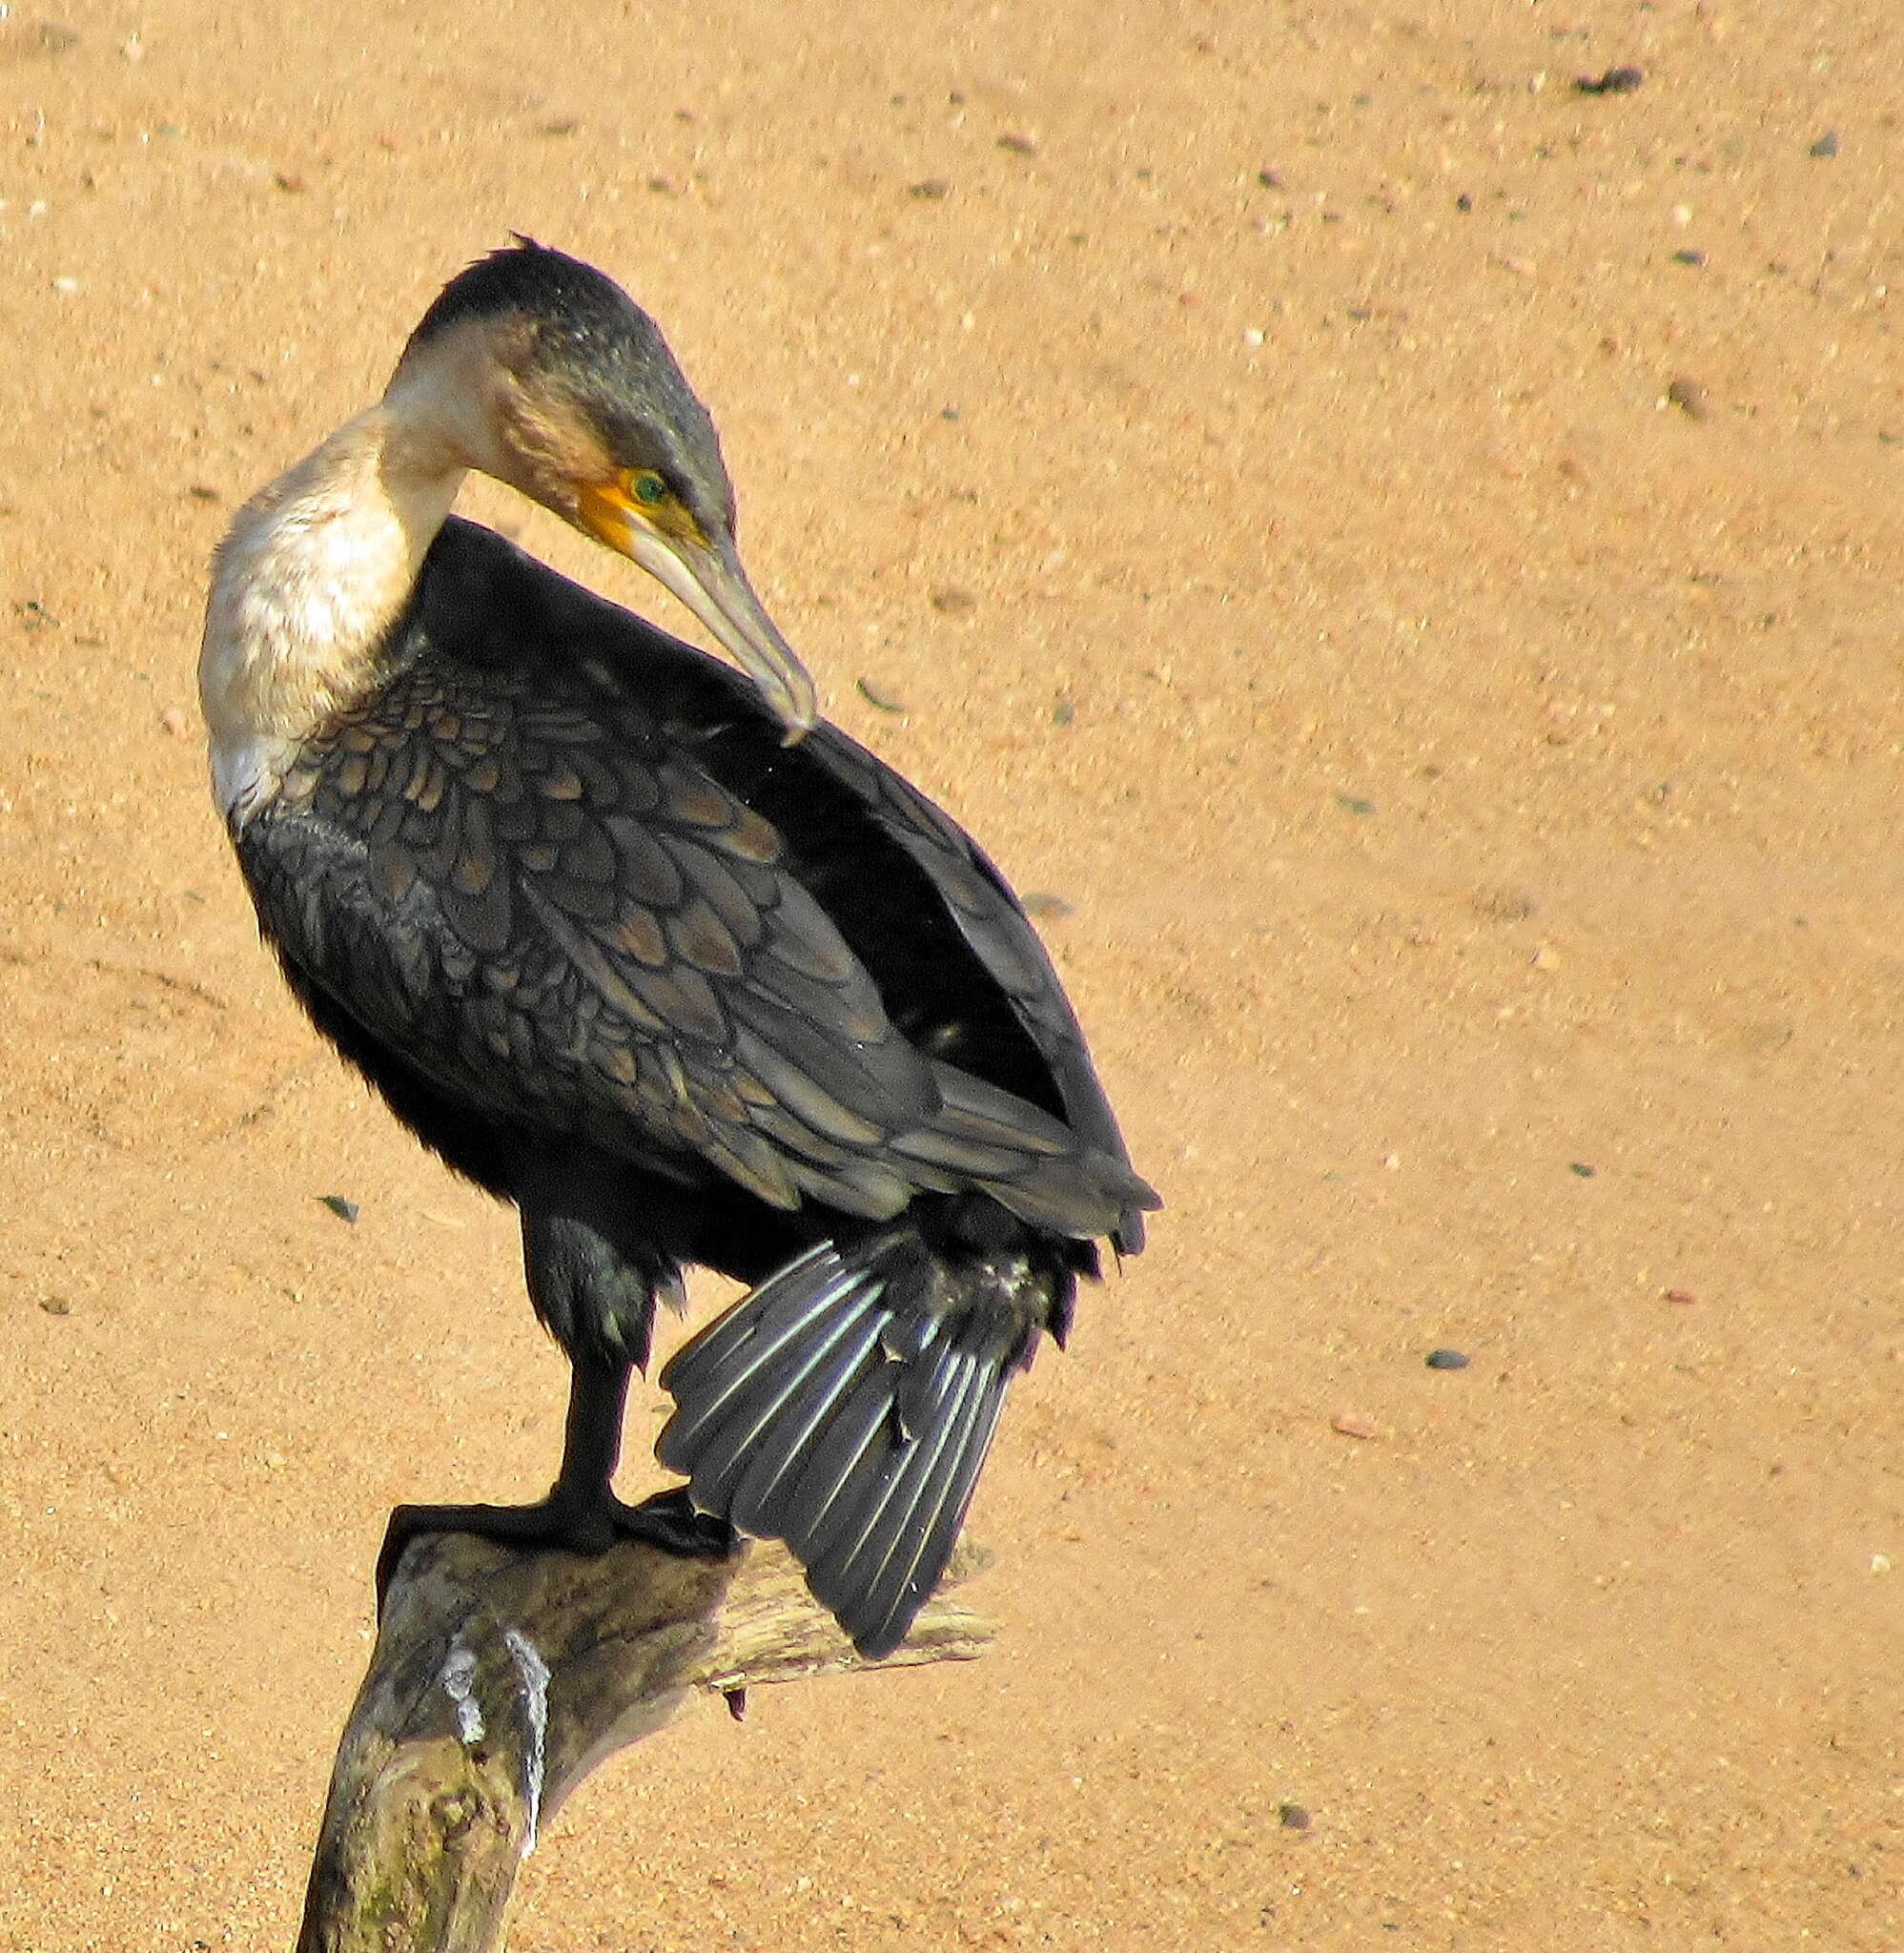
[406,521,1145,1234]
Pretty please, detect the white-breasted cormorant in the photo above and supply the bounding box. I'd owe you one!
[200,240,1157,1658]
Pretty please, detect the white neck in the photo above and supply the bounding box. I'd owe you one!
[198,401,470,828]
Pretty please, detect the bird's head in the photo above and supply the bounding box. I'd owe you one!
[385,237,817,734]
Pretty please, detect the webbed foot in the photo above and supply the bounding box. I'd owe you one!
[375,1484,740,1612]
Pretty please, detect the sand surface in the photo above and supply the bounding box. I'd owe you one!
[2,2,1900,1946]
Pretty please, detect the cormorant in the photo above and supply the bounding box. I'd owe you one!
[199,240,1157,1658]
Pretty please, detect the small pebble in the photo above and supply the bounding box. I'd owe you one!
[1664,1287,1696,1305]
[1809,131,1840,159]
[1671,248,1707,267]
[996,133,1038,156]
[274,171,306,194]
[1568,1162,1597,1178]
[1022,892,1074,919]
[159,706,190,737]
[1424,1348,1470,1370]
[1279,1803,1312,1830]
[318,1195,360,1223]
[908,178,952,200]
[1052,696,1075,726]
[1666,377,1711,421]
[39,1297,72,1317]
[1575,66,1644,95]
[1332,1410,1379,1440]
[931,586,976,616]
[189,483,221,502]
[1335,794,1378,816]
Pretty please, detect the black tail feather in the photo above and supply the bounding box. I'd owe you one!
[686,1299,888,1515]
[809,1344,1009,1650]
[657,1224,1046,1658]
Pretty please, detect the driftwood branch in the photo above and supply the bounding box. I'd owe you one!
[295,1531,993,1953]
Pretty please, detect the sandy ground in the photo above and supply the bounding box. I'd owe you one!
[1,1,1900,1946]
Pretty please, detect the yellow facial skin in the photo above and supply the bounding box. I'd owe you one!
[577,469,706,552]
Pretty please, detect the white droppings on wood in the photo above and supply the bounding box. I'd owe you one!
[504,1628,552,1855]
[440,1639,484,1747]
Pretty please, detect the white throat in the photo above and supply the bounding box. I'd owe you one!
[198,405,468,828]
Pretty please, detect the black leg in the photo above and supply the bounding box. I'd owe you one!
[551,1347,633,1506]
[375,1351,738,1608]
[545,1350,736,1554]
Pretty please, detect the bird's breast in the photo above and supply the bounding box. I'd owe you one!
[198,412,463,828]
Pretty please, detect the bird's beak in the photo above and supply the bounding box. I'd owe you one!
[577,480,818,738]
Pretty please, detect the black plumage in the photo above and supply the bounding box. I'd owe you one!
[209,243,1156,1657]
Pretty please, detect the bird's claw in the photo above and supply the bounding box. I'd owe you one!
[620,1483,739,1559]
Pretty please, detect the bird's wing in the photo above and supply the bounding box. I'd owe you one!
[240,657,1136,1238]
[769,724,1153,1253]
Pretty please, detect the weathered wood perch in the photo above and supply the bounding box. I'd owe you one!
[296,1527,994,1953]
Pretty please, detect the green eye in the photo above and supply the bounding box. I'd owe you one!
[631,471,669,506]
